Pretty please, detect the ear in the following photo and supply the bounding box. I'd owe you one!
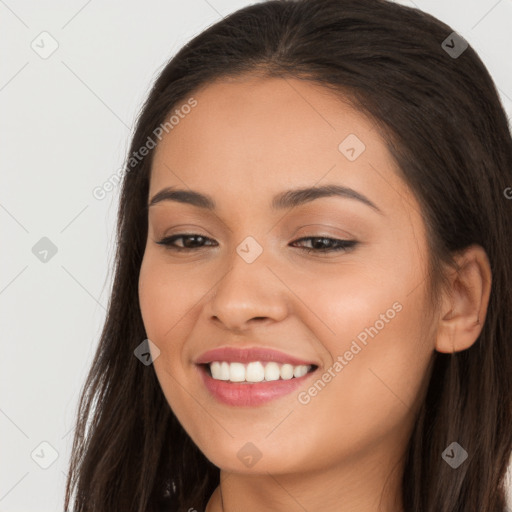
[435,244,492,354]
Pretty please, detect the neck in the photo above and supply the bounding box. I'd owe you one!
[205,444,406,512]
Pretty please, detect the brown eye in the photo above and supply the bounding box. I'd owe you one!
[290,237,358,253]
[156,234,217,251]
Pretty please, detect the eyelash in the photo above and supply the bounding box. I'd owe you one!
[156,234,358,254]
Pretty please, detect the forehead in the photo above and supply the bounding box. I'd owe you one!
[149,75,417,220]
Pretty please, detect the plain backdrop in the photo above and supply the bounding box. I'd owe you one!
[1,0,511,510]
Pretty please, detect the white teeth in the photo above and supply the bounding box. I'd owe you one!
[246,361,265,382]
[229,362,246,382]
[293,365,308,378]
[210,361,230,380]
[208,361,314,382]
[220,361,230,380]
[264,362,281,381]
[280,363,294,380]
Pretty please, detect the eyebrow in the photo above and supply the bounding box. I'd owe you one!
[148,184,383,214]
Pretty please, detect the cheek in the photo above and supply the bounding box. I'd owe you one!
[138,255,200,420]
[270,295,433,471]
[281,247,433,451]
[138,254,200,342]
[138,261,169,345]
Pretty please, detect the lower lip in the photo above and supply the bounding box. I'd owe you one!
[197,364,317,406]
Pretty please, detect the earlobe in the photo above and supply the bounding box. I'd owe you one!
[434,244,492,354]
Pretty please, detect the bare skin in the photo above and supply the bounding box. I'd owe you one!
[138,75,492,512]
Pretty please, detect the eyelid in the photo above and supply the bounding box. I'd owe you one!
[290,223,354,239]
[157,224,216,239]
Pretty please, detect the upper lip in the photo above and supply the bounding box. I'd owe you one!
[195,346,319,367]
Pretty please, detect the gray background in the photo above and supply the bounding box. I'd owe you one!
[1,0,511,510]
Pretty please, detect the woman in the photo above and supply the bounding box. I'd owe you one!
[64,0,512,510]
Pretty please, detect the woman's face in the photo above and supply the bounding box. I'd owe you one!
[138,76,437,476]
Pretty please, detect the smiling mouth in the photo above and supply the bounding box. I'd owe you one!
[199,361,319,384]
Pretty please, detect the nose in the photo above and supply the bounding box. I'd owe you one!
[205,249,289,333]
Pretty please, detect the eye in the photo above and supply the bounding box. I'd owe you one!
[156,233,217,251]
[156,233,357,254]
[290,236,358,253]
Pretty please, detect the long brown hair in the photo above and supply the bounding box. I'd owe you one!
[64,0,512,510]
